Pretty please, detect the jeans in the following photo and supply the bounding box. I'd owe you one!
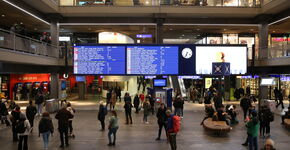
[59,129,69,146]
[158,123,167,139]
[42,131,50,149]
[37,104,43,115]
[68,120,73,134]
[168,133,177,150]
[18,135,28,150]
[175,108,182,117]
[125,111,132,124]
[248,136,258,150]
[108,127,118,144]
[143,114,148,122]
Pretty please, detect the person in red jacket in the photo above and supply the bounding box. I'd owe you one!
[166,110,180,150]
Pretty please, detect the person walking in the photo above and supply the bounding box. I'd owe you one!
[107,111,119,146]
[98,101,107,131]
[156,103,167,141]
[106,90,112,109]
[273,87,279,104]
[11,106,21,141]
[17,113,31,150]
[35,92,44,116]
[245,111,260,150]
[143,100,150,124]
[139,93,145,106]
[38,112,54,149]
[111,91,117,110]
[173,97,182,117]
[66,102,75,136]
[276,92,284,109]
[148,94,155,115]
[240,95,251,120]
[281,106,290,124]
[166,110,180,150]
[259,106,274,137]
[26,100,37,132]
[55,106,73,148]
[117,87,121,102]
[133,94,140,113]
[124,101,133,124]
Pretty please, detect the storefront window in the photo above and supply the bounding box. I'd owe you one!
[223,34,238,44]
[239,37,255,59]
[223,0,238,6]
[207,37,222,44]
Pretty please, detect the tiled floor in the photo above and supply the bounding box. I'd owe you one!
[0,98,289,150]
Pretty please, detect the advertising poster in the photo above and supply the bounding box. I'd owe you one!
[196,46,247,74]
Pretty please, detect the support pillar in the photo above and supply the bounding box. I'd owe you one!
[155,19,164,44]
[50,73,59,99]
[258,23,269,59]
[224,76,231,101]
[50,21,59,46]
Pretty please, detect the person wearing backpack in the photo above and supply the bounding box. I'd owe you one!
[156,103,167,141]
[263,106,274,137]
[98,101,107,131]
[38,112,54,149]
[17,113,31,150]
[166,110,180,150]
[26,100,37,132]
[11,105,21,141]
[35,92,44,116]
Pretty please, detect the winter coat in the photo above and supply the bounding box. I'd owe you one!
[133,96,140,107]
[35,95,44,104]
[26,105,37,120]
[240,97,250,110]
[38,117,54,134]
[98,105,107,121]
[143,102,151,115]
[55,108,73,131]
[18,119,31,136]
[156,107,167,124]
[246,117,260,137]
[124,102,133,113]
[0,102,8,116]
[124,96,132,103]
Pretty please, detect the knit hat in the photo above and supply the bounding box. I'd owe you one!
[265,138,275,147]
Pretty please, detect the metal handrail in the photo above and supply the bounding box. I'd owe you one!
[0,28,59,58]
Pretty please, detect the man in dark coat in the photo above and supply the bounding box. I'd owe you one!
[55,107,73,148]
[124,101,133,124]
[26,100,37,131]
[240,95,251,120]
[213,92,223,111]
[98,101,107,131]
[0,100,10,126]
[156,103,167,141]
[133,94,140,113]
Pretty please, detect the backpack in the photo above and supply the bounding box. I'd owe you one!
[15,121,26,134]
[172,115,181,133]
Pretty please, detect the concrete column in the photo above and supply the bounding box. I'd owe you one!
[50,73,59,99]
[224,76,231,101]
[50,21,59,47]
[78,82,86,100]
[156,19,164,44]
[258,23,269,59]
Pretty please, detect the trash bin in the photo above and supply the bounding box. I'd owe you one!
[45,99,59,113]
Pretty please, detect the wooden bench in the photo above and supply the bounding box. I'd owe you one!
[203,118,231,134]
[284,119,290,129]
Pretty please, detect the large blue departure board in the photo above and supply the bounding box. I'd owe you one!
[126,46,178,74]
[74,46,126,74]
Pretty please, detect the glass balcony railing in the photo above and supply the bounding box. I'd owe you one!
[267,44,290,59]
[0,28,60,58]
[60,0,261,7]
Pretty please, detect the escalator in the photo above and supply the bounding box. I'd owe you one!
[169,76,187,99]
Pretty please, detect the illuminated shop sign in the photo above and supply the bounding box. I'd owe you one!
[178,76,201,79]
[136,34,152,38]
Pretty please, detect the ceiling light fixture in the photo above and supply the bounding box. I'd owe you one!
[3,0,50,25]
[164,23,259,27]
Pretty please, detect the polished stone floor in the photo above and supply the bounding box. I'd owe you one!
[0,98,289,150]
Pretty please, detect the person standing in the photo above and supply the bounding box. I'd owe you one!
[106,90,112,109]
[234,88,241,101]
[55,106,73,148]
[260,106,274,137]
[133,94,140,113]
[143,100,150,124]
[166,110,180,150]
[213,92,223,111]
[38,112,54,149]
[0,99,10,126]
[17,113,31,150]
[273,87,279,104]
[124,92,132,103]
[156,103,167,141]
[26,100,37,132]
[148,94,155,115]
[35,92,44,116]
[98,101,107,131]
[66,102,75,136]
[124,101,133,124]
[139,93,145,106]
[11,106,21,141]
[245,111,260,150]
[246,86,251,96]
[107,111,119,146]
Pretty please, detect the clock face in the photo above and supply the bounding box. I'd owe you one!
[182,48,192,59]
